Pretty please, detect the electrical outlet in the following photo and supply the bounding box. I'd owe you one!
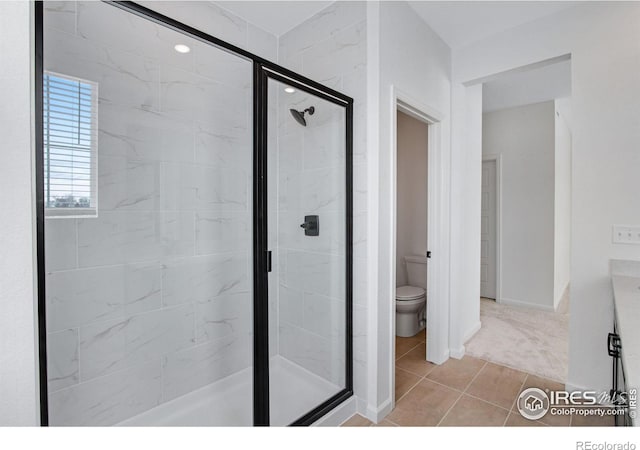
[613,225,640,244]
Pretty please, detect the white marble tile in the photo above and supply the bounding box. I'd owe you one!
[162,333,251,402]
[44,28,160,111]
[99,103,195,163]
[195,211,250,255]
[79,317,128,381]
[302,20,366,82]
[48,360,161,426]
[127,304,196,363]
[98,156,161,211]
[162,253,249,307]
[303,117,346,170]
[279,1,366,62]
[278,210,345,255]
[194,122,251,170]
[79,303,195,381]
[284,250,346,301]
[246,23,278,62]
[195,292,251,343]
[124,262,162,315]
[47,266,125,331]
[191,40,252,90]
[160,65,248,129]
[278,284,304,328]
[303,292,346,339]
[161,163,248,212]
[45,218,77,272]
[279,324,339,384]
[141,1,248,50]
[301,167,346,213]
[47,329,79,392]
[44,1,76,35]
[77,211,194,267]
[277,131,304,175]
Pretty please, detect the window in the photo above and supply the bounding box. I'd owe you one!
[44,72,98,217]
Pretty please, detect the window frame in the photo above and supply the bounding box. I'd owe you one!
[43,70,99,219]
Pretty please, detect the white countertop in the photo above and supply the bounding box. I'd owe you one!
[611,259,640,425]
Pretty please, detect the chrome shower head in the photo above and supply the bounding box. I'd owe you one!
[289,106,315,126]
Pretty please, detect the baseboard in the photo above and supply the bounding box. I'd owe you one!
[449,346,465,359]
[360,397,394,424]
[463,321,482,343]
[498,297,555,312]
[315,396,357,426]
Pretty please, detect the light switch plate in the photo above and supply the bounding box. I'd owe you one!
[613,225,640,244]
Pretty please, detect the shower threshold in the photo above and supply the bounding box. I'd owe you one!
[117,356,340,426]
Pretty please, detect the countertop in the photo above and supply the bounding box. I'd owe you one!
[611,259,640,425]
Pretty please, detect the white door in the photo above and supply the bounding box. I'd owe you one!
[480,160,497,299]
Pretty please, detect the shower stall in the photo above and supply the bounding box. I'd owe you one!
[36,1,352,426]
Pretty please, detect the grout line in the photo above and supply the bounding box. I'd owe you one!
[462,391,512,414]
[505,373,530,426]
[436,390,464,427]
[395,338,426,361]
[462,360,488,393]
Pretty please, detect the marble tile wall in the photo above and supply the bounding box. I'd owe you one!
[276,2,368,397]
[43,1,275,426]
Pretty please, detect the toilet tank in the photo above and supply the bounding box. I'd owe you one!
[404,255,427,289]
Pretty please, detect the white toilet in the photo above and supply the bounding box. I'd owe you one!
[396,255,427,337]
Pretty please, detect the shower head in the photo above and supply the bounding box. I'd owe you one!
[289,106,315,127]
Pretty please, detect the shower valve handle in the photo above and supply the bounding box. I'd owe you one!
[300,215,319,236]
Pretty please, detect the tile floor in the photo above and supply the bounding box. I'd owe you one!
[342,330,615,427]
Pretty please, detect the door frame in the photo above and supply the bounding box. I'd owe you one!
[34,0,354,427]
[481,153,503,303]
[389,86,447,411]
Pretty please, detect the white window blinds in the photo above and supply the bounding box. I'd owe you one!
[44,72,98,217]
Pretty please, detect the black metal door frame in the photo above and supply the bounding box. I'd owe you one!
[34,0,353,427]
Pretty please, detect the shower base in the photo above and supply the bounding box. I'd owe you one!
[118,356,340,426]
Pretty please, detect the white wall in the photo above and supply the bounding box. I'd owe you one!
[450,82,482,354]
[0,1,40,426]
[554,98,572,308]
[396,111,428,287]
[376,0,451,418]
[482,101,556,310]
[452,3,640,393]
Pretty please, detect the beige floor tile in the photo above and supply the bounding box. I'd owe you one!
[519,375,570,426]
[440,395,510,426]
[396,345,436,377]
[341,414,373,427]
[466,362,527,409]
[387,379,461,426]
[505,412,547,427]
[372,419,397,427]
[426,356,486,391]
[395,367,422,400]
[396,335,424,359]
[571,412,616,427]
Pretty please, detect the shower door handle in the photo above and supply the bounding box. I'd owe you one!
[266,251,272,273]
[300,215,319,236]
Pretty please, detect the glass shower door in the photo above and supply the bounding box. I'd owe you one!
[265,75,351,425]
[42,1,253,426]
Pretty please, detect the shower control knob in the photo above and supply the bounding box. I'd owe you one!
[300,215,319,236]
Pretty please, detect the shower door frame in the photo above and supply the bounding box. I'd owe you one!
[34,0,353,427]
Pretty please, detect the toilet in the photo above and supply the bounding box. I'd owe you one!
[396,255,427,337]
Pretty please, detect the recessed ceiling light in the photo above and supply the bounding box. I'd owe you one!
[174,44,191,54]
[284,87,296,94]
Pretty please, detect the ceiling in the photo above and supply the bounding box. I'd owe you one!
[482,58,571,113]
[216,1,333,36]
[407,1,578,49]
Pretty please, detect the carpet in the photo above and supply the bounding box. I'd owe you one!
[465,298,569,383]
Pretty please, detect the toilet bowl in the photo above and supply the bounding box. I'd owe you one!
[396,286,426,337]
[396,256,428,337]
